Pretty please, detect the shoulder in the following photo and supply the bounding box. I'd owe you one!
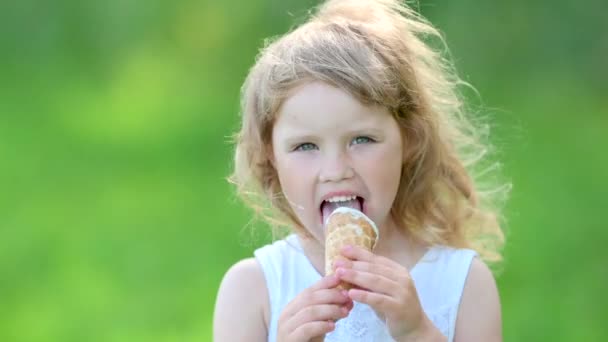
[454,257,502,342]
[213,258,269,342]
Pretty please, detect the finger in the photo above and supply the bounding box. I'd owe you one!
[291,321,335,341]
[334,259,401,283]
[347,288,397,314]
[344,297,354,311]
[287,287,349,316]
[283,276,342,318]
[309,274,342,291]
[336,268,397,296]
[341,245,402,269]
[301,288,351,309]
[287,304,349,331]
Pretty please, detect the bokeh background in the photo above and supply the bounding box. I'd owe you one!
[1,0,606,341]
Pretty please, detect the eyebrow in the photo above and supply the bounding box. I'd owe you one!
[282,128,385,145]
[283,134,318,146]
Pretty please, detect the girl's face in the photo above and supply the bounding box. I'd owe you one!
[271,82,404,243]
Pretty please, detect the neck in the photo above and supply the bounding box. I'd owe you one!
[374,218,424,263]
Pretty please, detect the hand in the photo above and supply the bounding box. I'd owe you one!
[277,274,354,342]
[334,245,441,341]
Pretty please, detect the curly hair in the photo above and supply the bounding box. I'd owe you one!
[229,0,509,264]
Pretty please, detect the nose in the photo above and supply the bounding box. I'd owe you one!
[318,150,354,183]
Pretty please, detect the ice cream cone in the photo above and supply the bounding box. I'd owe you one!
[324,207,379,290]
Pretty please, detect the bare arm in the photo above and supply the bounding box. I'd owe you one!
[453,258,502,342]
[213,258,269,342]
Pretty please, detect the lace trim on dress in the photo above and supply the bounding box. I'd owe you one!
[324,302,453,341]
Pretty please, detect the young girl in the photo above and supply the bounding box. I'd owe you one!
[214,0,507,341]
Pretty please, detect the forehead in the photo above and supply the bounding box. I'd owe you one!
[274,82,391,134]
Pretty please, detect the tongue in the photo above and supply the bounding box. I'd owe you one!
[322,199,362,225]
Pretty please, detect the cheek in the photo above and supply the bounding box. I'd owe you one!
[275,154,316,198]
[383,152,403,192]
[372,157,402,190]
[360,145,403,197]
[275,155,322,234]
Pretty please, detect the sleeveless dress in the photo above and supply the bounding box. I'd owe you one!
[254,234,476,342]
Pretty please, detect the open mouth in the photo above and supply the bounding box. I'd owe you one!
[320,196,364,225]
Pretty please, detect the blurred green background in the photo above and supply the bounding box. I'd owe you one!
[1,0,606,341]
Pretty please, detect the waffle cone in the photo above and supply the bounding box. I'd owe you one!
[324,207,378,290]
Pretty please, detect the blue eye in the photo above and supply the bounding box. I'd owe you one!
[352,136,374,145]
[294,143,318,151]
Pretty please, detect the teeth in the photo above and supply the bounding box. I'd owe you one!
[326,195,357,203]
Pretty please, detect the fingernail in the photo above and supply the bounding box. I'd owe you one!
[342,245,352,252]
[334,260,345,267]
[336,268,345,276]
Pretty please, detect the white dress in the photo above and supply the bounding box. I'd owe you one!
[254,234,476,342]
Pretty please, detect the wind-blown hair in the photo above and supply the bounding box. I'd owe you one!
[229,0,509,264]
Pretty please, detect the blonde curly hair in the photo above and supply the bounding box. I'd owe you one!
[229,0,509,264]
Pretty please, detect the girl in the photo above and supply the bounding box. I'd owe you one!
[214,0,507,341]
